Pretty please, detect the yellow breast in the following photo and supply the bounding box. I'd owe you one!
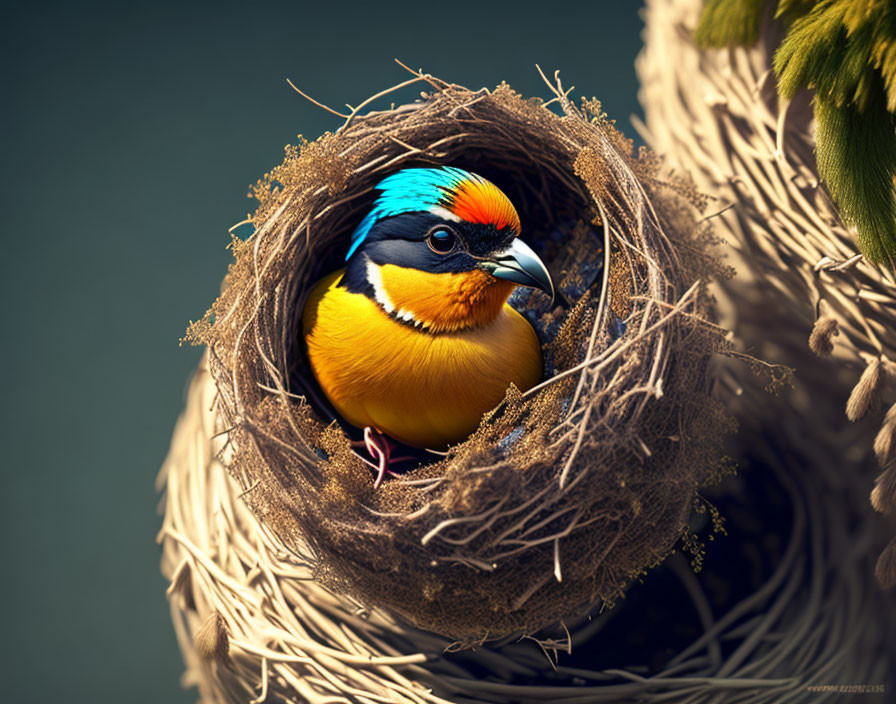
[302,270,542,449]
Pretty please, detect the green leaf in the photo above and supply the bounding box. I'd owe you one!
[814,84,896,265]
[696,0,770,47]
[876,40,896,111]
[774,0,817,23]
[863,1,896,112]
[774,2,850,101]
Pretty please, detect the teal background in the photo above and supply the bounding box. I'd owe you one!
[0,2,643,702]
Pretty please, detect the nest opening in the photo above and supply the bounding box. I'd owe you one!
[188,77,730,642]
[286,146,602,464]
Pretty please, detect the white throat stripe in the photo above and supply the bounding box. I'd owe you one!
[365,258,395,314]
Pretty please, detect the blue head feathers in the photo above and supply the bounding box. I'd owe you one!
[345,167,471,261]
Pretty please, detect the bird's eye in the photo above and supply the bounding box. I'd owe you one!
[426,226,457,254]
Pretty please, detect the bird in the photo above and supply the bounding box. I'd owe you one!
[302,166,554,467]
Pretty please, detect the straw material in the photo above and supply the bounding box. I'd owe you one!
[158,351,893,702]
[180,70,729,643]
[636,0,896,579]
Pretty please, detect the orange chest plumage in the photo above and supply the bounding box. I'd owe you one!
[302,270,542,449]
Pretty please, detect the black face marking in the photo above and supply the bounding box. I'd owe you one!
[339,211,519,295]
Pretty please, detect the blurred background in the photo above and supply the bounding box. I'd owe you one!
[0,2,643,702]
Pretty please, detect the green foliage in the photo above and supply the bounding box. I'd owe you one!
[815,85,896,265]
[774,1,896,110]
[695,0,768,47]
[773,0,818,24]
[697,0,896,265]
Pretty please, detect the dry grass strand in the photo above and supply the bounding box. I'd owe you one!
[875,537,896,589]
[846,358,884,422]
[874,402,896,466]
[195,611,230,664]
[808,315,839,356]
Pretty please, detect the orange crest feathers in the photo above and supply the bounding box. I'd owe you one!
[448,177,521,235]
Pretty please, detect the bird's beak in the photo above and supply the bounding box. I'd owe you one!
[480,238,555,303]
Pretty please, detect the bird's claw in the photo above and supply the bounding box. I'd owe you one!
[352,427,408,489]
[364,427,389,489]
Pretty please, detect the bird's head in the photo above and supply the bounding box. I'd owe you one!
[340,167,554,333]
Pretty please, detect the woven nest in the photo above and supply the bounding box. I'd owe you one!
[180,70,729,644]
[157,353,891,703]
[636,0,896,582]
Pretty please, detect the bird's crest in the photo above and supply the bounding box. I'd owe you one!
[345,167,521,260]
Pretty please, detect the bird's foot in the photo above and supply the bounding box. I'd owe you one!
[351,427,416,489]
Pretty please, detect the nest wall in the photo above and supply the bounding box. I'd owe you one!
[182,75,728,642]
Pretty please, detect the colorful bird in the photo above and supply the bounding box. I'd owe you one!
[302,166,553,469]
